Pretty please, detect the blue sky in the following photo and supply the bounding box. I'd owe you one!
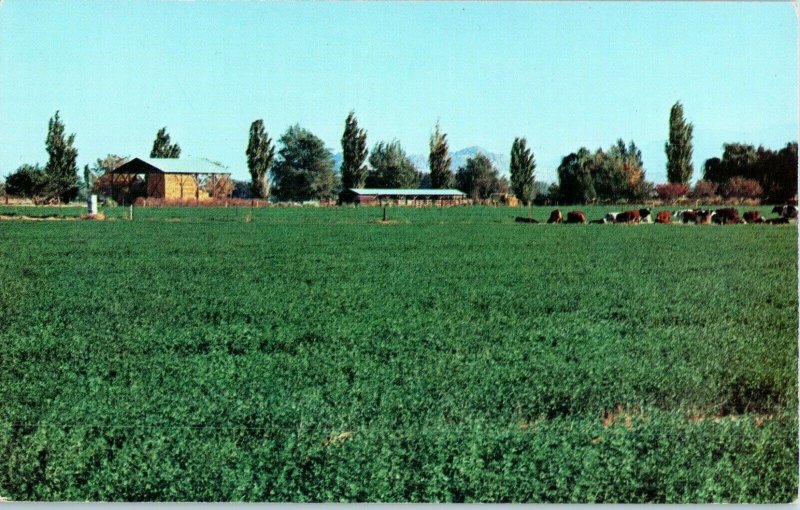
[0,1,796,183]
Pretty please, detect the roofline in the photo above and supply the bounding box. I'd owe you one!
[111,157,231,175]
[344,188,466,196]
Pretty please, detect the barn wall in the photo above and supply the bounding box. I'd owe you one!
[147,174,166,198]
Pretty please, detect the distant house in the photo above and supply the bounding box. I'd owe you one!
[338,188,468,205]
[109,157,231,203]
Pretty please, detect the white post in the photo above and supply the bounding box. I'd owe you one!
[129,204,133,221]
[87,194,98,215]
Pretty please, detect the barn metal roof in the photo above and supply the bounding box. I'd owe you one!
[347,188,466,196]
[112,157,229,175]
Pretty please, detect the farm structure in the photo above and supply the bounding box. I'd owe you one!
[339,188,468,206]
[108,157,232,204]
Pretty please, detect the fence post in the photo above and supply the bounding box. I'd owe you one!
[129,204,133,221]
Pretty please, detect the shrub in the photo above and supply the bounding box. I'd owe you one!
[654,183,689,203]
[631,180,656,202]
[721,177,763,203]
[5,164,48,200]
[690,180,718,199]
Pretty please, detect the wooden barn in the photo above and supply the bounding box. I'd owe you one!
[109,157,231,203]
[338,188,468,206]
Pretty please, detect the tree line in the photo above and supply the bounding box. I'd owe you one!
[245,114,537,203]
[2,103,797,205]
[544,102,796,205]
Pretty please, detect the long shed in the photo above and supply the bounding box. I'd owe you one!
[339,188,467,205]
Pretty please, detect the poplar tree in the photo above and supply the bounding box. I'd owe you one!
[44,111,79,202]
[428,122,453,188]
[150,127,181,158]
[509,137,536,205]
[340,111,369,189]
[246,119,275,199]
[665,101,694,184]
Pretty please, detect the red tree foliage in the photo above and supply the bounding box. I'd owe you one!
[721,177,763,203]
[690,180,719,198]
[654,183,689,203]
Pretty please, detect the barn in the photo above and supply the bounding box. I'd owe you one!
[338,188,468,205]
[109,157,231,203]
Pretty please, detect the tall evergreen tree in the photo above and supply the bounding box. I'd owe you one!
[245,119,275,199]
[509,137,536,205]
[44,111,79,202]
[665,101,694,184]
[150,127,181,158]
[340,111,368,189]
[428,122,453,188]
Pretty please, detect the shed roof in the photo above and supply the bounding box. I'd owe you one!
[113,157,229,175]
[346,188,466,197]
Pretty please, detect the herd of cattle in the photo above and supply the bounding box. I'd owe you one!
[515,205,798,225]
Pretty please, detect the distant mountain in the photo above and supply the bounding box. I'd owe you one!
[450,146,510,176]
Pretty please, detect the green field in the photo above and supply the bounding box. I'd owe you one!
[0,206,797,502]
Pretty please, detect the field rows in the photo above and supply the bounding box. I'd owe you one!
[0,207,796,501]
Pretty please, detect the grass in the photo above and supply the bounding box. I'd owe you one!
[0,206,796,502]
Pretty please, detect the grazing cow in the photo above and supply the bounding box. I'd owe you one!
[655,211,671,224]
[639,208,653,224]
[605,212,620,223]
[713,207,740,225]
[766,217,791,224]
[566,210,587,224]
[743,211,763,224]
[673,209,696,223]
[681,210,698,223]
[772,205,798,219]
[615,210,641,224]
[696,210,715,224]
[547,209,563,224]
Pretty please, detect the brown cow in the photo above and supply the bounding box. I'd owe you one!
[547,209,563,224]
[713,207,740,225]
[566,211,586,224]
[772,205,798,219]
[655,211,671,224]
[766,217,791,224]
[615,210,641,224]
[673,209,697,223]
[743,211,763,224]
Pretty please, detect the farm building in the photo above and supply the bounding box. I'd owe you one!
[339,188,468,205]
[108,157,232,203]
